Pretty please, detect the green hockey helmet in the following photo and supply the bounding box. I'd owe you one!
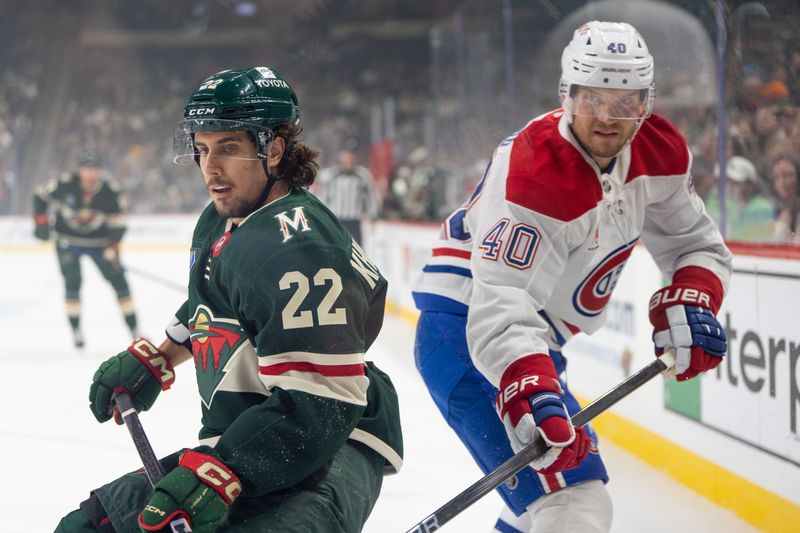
[78,149,103,167]
[174,66,300,165]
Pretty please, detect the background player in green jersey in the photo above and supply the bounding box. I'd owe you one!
[33,149,138,348]
[56,67,403,533]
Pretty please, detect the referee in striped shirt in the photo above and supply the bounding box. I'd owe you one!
[316,146,377,245]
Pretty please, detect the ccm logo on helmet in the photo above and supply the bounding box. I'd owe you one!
[188,107,216,116]
[649,288,711,310]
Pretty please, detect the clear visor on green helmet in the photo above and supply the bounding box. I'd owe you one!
[173,118,274,165]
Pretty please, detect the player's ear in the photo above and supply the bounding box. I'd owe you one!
[268,137,285,169]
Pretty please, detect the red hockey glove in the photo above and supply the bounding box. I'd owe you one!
[89,338,175,424]
[139,448,242,532]
[649,267,727,382]
[496,355,590,474]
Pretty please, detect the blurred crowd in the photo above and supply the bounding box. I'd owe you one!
[670,9,800,243]
[2,2,798,245]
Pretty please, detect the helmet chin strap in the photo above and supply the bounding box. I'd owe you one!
[244,160,285,216]
[244,132,286,214]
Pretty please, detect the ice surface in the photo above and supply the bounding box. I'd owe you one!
[0,247,757,532]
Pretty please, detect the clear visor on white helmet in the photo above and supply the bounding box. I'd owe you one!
[173,118,274,165]
[563,85,651,120]
[559,21,656,120]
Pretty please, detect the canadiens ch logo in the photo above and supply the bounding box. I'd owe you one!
[189,305,247,406]
[573,239,638,317]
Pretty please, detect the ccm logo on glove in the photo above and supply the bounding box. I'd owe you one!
[130,338,175,390]
[181,450,242,504]
[649,288,711,310]
[143,505,165,517]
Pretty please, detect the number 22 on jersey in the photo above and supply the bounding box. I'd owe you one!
[279,268,347,329]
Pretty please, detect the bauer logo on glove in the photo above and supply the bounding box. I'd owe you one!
[648,267,728,382]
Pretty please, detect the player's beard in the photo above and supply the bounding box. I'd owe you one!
[213,194,264,219]
[214,198,257,219]
[210,181,270,220]
[571,118,638,162]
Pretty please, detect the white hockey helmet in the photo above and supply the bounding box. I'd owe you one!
[559,21,655,120]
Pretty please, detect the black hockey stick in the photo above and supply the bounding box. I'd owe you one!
[405,350,677,533]
[114,392,193,533]
[124,264,185,293]
[64,244,186,294]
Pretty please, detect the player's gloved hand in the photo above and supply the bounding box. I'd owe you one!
[33,215,50,241]
[89,338,175,424]
[496,354,591,474]
[648,266,727,382]
[139,448,242,533]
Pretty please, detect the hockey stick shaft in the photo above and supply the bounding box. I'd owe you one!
[64,244,185,293]
[114,392,194,533]
[114,392,165,485]
[405,350,677,533]
[124,264,185,293]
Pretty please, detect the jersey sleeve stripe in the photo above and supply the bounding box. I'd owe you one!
[106,214,127,227]
[258,373,369,406]
[432,247,472,260]
[259,361,366,377]
[349,427,403,474]
[422,264,473,278]
[257,351,369,405]
[257,350,365,366]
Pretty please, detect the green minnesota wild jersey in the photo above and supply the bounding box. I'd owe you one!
[33,173,126,247]
[168,187,402,496]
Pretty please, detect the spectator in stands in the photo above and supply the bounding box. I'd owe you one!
[723,155,774,241]
[691,156,719,217]
[315,141,377,244]
[770,156,800,243]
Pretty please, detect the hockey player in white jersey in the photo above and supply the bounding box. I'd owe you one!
[412,21,732,532]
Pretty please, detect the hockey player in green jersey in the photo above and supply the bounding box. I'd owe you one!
[33,149,138,348]
[56,67,403,533]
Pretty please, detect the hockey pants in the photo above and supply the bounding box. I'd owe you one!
[414,310,609,516]
[55,440,384,533]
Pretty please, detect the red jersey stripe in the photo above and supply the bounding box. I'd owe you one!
[432,247,472,259]
[260,361,366,377]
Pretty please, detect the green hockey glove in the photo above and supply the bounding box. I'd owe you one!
[33,215,50,240]
[138,448,242,533]
[89,338,175,424]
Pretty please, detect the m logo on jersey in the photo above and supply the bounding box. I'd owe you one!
[275,207,311,242]
[189,305,247,406]
[573,239,638,317]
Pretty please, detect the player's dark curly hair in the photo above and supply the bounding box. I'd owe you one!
[273,123,320,188]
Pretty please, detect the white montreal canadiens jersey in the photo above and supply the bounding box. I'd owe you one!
[412,110,732,386]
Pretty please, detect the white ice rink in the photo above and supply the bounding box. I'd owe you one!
[0,246,759,532]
